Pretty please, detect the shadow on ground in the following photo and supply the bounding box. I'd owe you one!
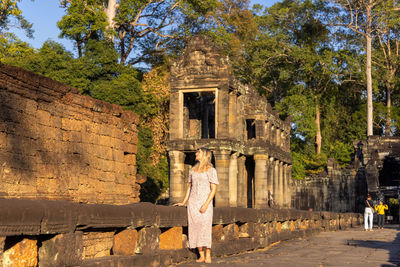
[347,225,400,267]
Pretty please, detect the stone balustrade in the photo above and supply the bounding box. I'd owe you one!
[0,199,362,266]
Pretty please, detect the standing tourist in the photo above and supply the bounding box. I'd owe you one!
[364,194,375,231]
[174,148,219,263]
[375,201,388,229]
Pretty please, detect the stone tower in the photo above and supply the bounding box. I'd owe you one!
[167,36,292,208]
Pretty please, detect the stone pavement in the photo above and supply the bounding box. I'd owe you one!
[176,225,400,267]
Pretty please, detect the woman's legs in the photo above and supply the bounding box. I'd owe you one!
[378,214,384,228]
[368,212,373,230]
[364,208,373,230]
[196,247,212,263]
[364,210,369,230]
[205,248,211,263]
[196,247,205,262]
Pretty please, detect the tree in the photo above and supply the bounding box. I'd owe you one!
[0,33,33,61]
[58,0,220,65]
[0,0,33,37]
[58,0,108,57]
[327,0,400,136]
[373,0,400,135]
[246,0,340,154]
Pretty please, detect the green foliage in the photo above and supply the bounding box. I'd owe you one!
[291,151,307,179]
[137,126,169,203]
[387,198,399,223]
[0,0,33,37]
[241,0,373,179]
[326,141,352,166]
[388,198,399,206]
[58,0,107,56]
[0,33,33,61]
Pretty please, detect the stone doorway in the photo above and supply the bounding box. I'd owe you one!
[379,156,400,187]
[245,156,255,208]
[183,92,215,139]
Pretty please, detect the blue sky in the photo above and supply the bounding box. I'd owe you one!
[12,0,279,54]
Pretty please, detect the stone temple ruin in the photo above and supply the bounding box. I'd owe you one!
[355,136,400,205]
[167,36,292,208]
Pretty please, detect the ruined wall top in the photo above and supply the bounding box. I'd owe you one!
[170,36,290,130]
[170,36,231,90]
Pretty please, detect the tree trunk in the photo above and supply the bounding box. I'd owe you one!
[77,41,82,58]
[315,103,322,154]
[366,5,373,137]
[385,85,392,136]
[105,0,117,41]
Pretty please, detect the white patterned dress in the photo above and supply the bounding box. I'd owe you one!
[187,167,219,249]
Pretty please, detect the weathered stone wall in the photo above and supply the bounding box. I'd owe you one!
[0,63,141,204]
[0,199,362,267]
[291,158,367,213]
[355,136,400,192]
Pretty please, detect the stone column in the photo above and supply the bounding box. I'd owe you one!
[267,157,274,206]
[169,150,186,204]
[273,159,279,207]
[237,155,246,207]
[265,121,270,141]
[278,161,284,206]
[281,131,285,149]
[283,163,288,207]
[255,120,265,140]
[254,154,268,209]
[276,128,281,147]
[228,92,237,139]
[169,92,183,140]
[217,88,229,139]
[270,126,275,145]
[214,149,230,207]
[287,165,292,208]
[229,152,238,207]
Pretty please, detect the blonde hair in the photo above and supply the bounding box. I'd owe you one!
[194,148,213,172]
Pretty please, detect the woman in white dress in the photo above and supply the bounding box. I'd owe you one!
[174,147,219,263]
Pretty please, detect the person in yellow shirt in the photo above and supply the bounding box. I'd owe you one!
[375,201,388,229]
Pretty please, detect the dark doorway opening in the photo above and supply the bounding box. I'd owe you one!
[245,156,255,208]
[246,119,256,140]
[379,156,400,186]
[183,92,215,139]
[184,152,196,184]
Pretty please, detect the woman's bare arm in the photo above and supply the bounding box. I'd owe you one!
[199,183,217,213]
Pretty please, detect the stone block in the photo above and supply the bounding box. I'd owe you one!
[156,206,187,227]
[113,229,138,256]
[0,237,5,266]
[124,154,136,166]
[301,220,309,230]
[276,221,282,233]
[82,232,114,259]
[222,223,239,241]
[254,223,268,238]
[238,222,254,238]
[61,118,82,132]
[159,227,183,250]
[36,110,51,124]
[38,232,83,267]
[212,225,223,242]
[135,227,161,254]
[3,237,37,267]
